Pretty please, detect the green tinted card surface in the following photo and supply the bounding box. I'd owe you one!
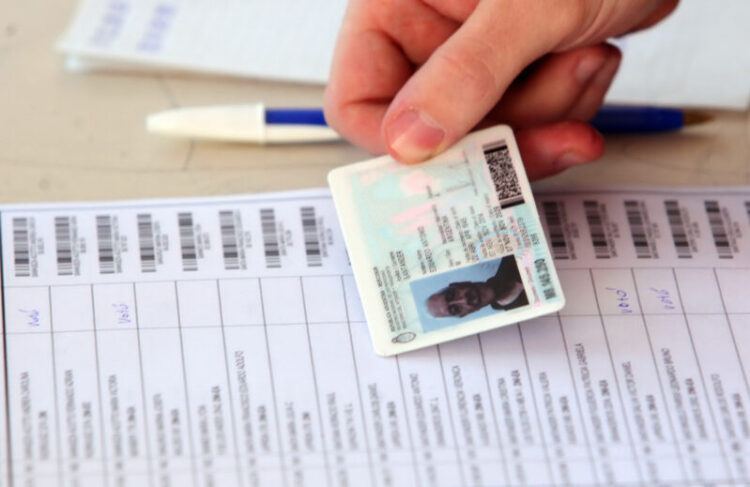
[329,126,564,355]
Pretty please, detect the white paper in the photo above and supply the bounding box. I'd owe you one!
[1,186,749,485]
[607,0,750,109]
[57,0,347,84]
[58,0,750,108]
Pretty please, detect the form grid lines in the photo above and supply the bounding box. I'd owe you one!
[3,268,749,486]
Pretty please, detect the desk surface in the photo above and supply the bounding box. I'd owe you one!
[3,0,750,204]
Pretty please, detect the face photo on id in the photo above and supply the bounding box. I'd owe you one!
[426,255,529,318]
[410,255,530,332]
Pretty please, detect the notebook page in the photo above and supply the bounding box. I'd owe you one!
[0,187,749,485]
[57,0,347,83]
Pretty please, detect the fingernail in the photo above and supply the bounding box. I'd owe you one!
[575,54,608,84]
[386,109,445,162]
[556,151,589,169]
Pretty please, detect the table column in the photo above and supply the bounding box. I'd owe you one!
[638,268,730,483]
[616,268,690,484]
[135,281,193,486]
[480,325,554,486]
[562,269,642,485]
[177,280,241,487]
[591,268,686,485]
[303,275,372,486]
[261,277,329,486]
[92,283,151,485]
[219,278,284,487]
[674,268,750,482]
[715,268,750,482]
[49,285,107,486]
[345,275,419,487]
[4,286,59,485]
[520,315,598,486]
[394,343,462,487]
[437,334,509,486]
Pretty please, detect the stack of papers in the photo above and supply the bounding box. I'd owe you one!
[58,0,750,108]
[57,0,348,84]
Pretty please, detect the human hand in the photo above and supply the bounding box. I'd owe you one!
[324,0,678,179]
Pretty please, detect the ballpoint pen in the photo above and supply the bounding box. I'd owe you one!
[147,104,340,144]
[146,104,712,144]
[587,105,712,134]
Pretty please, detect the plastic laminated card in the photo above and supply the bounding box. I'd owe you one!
[328,125,564,355]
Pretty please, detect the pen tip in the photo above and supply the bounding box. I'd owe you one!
[682,110,714,126]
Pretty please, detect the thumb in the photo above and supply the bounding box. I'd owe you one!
[382,0,575,163]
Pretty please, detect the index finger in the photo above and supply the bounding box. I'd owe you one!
[323,0,458,154]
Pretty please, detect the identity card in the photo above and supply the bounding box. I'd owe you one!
[328,125,565,355]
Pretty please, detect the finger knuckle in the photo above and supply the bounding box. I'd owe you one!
[434,37,499,103]
[553,0,606,46]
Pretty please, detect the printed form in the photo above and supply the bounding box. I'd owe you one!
[0,187,748,486]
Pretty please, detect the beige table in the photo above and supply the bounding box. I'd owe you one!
[3,0,750,204]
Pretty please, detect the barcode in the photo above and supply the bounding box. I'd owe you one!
[260,209,281,268]
[583,201,612,259]
[624,201,652,259]
[541,201,570,260]
[55,216,74,276]
[300,206,322,267]
[745,201,750,223]
[535,258,556,300]
[664,201,691,259]
[219,210,240,271]
[178,212,198,271]
[483,142,524,209]
[137,213,157,273]
[96,215,116,274]
[704,201,732,259]
[13,217,31,277]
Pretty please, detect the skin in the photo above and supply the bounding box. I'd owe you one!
[426,279,524,318]
[325,0,680,179]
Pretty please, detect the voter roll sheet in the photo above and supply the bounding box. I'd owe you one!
[0,187,748,486]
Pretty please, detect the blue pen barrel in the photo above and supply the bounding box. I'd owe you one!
[265,108,329,126]
[589,106,683,134]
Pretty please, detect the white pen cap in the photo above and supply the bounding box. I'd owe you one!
[147,103,267,142]
[146,103,340,144]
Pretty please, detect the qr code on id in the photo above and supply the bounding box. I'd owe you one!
[483,142,525,209]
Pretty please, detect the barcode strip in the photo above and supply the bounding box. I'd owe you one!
[13,217,31,277]
[261,209,281,269]
[55,216,74,276]
[300,206,322,267]
[664,200,691,259]
[137,213,156,273]
[219,210,240,270]
[705,201,732,259]
[541,201,570,260]
[624,201,652,259]
[178,212,198,271]
[96,215,115,274]
[584,201,611,259]
[483,143,524,208]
